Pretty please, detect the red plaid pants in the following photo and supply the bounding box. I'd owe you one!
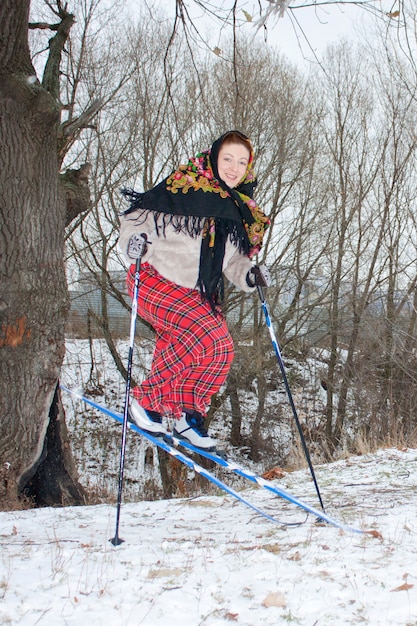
[127,263,234,418]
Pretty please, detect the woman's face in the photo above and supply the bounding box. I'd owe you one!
[217,142,250,188]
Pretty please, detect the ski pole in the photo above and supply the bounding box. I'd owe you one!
[257,284,325,512]
[110,233,148,546]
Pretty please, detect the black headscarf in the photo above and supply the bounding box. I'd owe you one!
[121,130,270,308]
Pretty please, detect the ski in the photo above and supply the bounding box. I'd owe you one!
[162,433,365,534]
[61,385,300,527]
[61,385,363,534]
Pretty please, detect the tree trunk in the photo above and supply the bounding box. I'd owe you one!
[228,374,243,446]
[0,0,84,508]
[22,386,87,506]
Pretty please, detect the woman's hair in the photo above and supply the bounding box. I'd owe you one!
[221,131,253,154]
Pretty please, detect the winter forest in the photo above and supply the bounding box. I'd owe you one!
[1,0,417,509]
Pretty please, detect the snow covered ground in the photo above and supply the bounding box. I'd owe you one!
[2,447,417,625]
[2,339,417,625]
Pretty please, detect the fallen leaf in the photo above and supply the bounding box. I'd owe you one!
[262,467,285,480]
[364,529,383,539]
[263,543,281,554]
[147,567,184,579]
[390,583,414,592]
[262,591,286,608]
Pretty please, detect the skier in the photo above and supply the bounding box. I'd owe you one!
[118,130,271,450]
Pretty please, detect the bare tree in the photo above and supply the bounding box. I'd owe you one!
[65,32,329,469]
[358,36,417,445]
[0,0,131,507]
[303,40,417,454]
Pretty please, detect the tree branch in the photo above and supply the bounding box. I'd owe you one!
[41,9,75,100]
[61,99,103,138]
[58,98,102,162]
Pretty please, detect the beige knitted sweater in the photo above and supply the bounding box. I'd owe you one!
[118,209,256,294]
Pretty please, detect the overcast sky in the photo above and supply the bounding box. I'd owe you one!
[143,0,388,68]
[260,4,381,66]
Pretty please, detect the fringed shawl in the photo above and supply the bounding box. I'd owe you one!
[121,130,270,308]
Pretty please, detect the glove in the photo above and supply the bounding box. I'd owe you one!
[127,233,148,260]
[246,264,272,288]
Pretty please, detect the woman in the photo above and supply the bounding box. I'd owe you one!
[118,130,270,450]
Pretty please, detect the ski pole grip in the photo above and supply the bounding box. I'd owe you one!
[257,284,265,303]
[127,233,148,259]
